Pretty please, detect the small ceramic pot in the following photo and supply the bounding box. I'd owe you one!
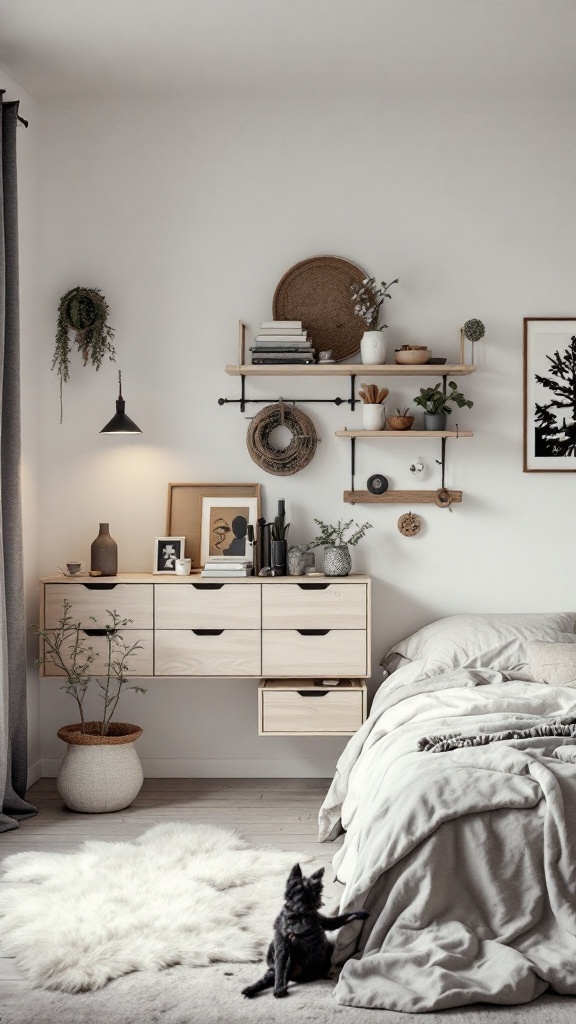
[323,545,352,577]
[387,415,414,431]
[360,331,387,365]
[362,404,386,430]
[424,412,447,431]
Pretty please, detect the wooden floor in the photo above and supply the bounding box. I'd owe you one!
[0,777,343,987]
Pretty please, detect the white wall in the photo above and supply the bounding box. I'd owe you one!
[0,66,42,782]
[35,91,576,777]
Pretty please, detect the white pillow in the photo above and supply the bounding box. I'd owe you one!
[528,640,576,686]
[381,613,576,677]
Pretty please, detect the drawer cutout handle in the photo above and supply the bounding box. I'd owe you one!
[82,628,117,637]
[82,583,118,590]
[191,583,224,590]
[297,583,330,591]
[296,629,330,636]
[191,629,225,636]
[297,690,329,697]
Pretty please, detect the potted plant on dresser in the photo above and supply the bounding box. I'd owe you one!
[310,519,373,576]
[33,601,146,813]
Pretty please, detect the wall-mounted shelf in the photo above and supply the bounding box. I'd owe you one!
[225,364,476,377]
[335,429,473,439]
[344,489,463,504]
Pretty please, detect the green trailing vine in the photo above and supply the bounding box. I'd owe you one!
[53,286,116,421]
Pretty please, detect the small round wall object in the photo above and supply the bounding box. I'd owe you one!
[434,487,453,508]
[397,511,422,537]
[367,474,389,495]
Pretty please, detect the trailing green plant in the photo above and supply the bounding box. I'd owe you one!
[33,601,146,735]
[53,286,116,422]
[310,518,373,548]
[413,381,474,416]
[350,276,399,330]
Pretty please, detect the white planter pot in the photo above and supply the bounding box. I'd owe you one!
[56,723,144,813]
[362,404,385,430]
[360,331,387,364]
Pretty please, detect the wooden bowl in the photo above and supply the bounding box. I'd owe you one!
[387,415,414,431]
[394,348,431,365]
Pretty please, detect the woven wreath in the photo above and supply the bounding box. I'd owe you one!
[246,401,318,476]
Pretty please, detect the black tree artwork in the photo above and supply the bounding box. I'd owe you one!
[534,335,576,457]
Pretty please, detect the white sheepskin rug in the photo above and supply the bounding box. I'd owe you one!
[0,822,312,993]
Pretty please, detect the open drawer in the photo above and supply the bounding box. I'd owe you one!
[258,679,367,735]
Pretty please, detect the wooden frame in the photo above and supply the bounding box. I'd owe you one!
[166,483,261,569]
[153,537,185,574]
[524,318,576,472]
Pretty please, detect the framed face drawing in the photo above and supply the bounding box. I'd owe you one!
[524,318,576,471]
[199,496,259,565]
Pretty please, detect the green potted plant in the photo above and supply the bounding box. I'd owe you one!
[350,276,399,364]
[53,286,116,422]
[33,601,146,813]
[310,519,372,576]
[413,381,473,430]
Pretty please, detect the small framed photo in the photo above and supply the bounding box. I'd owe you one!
[200,496,259,565]
[524,318,576,471]
[153,536,186,574]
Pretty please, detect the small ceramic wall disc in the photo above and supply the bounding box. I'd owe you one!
[398,511,422,537]
[367,474,389,495]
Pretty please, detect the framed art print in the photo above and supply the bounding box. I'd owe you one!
[199,495,259,565]
[524,318,576,472]
[153,536,186,574]
[166,483,261,568]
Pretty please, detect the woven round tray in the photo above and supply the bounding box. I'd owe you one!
[246,401,318,476]
[273,255,367,361]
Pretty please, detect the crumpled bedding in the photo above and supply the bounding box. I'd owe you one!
[318,666,576,1012]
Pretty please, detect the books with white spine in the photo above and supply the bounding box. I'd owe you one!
[261,321,302,329]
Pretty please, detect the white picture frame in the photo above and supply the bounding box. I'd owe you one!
[153,536,186,574]
[200,496,259,566]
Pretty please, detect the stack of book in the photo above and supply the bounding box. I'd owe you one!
[201,557,253,578]
[250,321,315,364]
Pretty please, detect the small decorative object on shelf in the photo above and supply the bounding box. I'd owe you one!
[91,523,118,577]
[461,318,485,363]
[359,383,389,429]
[413,381,473,431]
[409,457,425,478]
[318,350,334,364]
[287,545,315,576]
[53,286,116,422]
[398,511,422,537]
[387,408,414,431]
[32,600,146,812]
[350,275,399,364]
[153,536,186,575]
[175,557,192,576]
[434,488,454,508]
[367,474,389,495]
[310,518,372,576]
[395,346,431,365]
[271,499,289,575]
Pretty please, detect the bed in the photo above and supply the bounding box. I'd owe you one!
[318,612,576,1012]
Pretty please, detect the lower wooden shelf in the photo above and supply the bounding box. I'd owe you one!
[344,489,463,504]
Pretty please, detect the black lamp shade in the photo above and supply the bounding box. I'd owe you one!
[100,371,142,433]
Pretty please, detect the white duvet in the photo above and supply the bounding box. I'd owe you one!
[319,664,576,1012]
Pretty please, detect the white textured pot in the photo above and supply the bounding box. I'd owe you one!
[360,331,387,364]
[362,404,385,430]
[56,722,144,814]
[323,546,352,577]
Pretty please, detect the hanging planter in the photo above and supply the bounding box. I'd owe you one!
[53,286,116,421]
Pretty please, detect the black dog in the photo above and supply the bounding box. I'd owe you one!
[242,863,368,999]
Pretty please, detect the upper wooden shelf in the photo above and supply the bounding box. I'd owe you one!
[225,364,476,377]
[335,429,473,438]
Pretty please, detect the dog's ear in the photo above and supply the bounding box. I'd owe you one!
[310,868,325,881]
[288,863,302,880]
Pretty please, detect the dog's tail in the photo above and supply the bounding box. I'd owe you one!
[318,910,369,931]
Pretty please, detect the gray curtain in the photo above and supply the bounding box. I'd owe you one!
[0,94,36,832]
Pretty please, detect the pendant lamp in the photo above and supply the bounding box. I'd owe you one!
[100,371,142,434]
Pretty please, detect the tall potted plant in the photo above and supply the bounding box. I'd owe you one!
[350,276,399,364]
[33,601,146,813]
[310,519,372,577]
[413,381,473,430]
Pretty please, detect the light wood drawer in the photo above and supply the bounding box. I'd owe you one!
[41,630,153,677]
[262,630,367,677]
[154,583,261,629]
[155,630,261,676]
[259,682,366,735]
[262,583,366,629]
[44,584,153,629]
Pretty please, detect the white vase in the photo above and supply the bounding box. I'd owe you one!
[360,331,387,364]
[362,404,385,430]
